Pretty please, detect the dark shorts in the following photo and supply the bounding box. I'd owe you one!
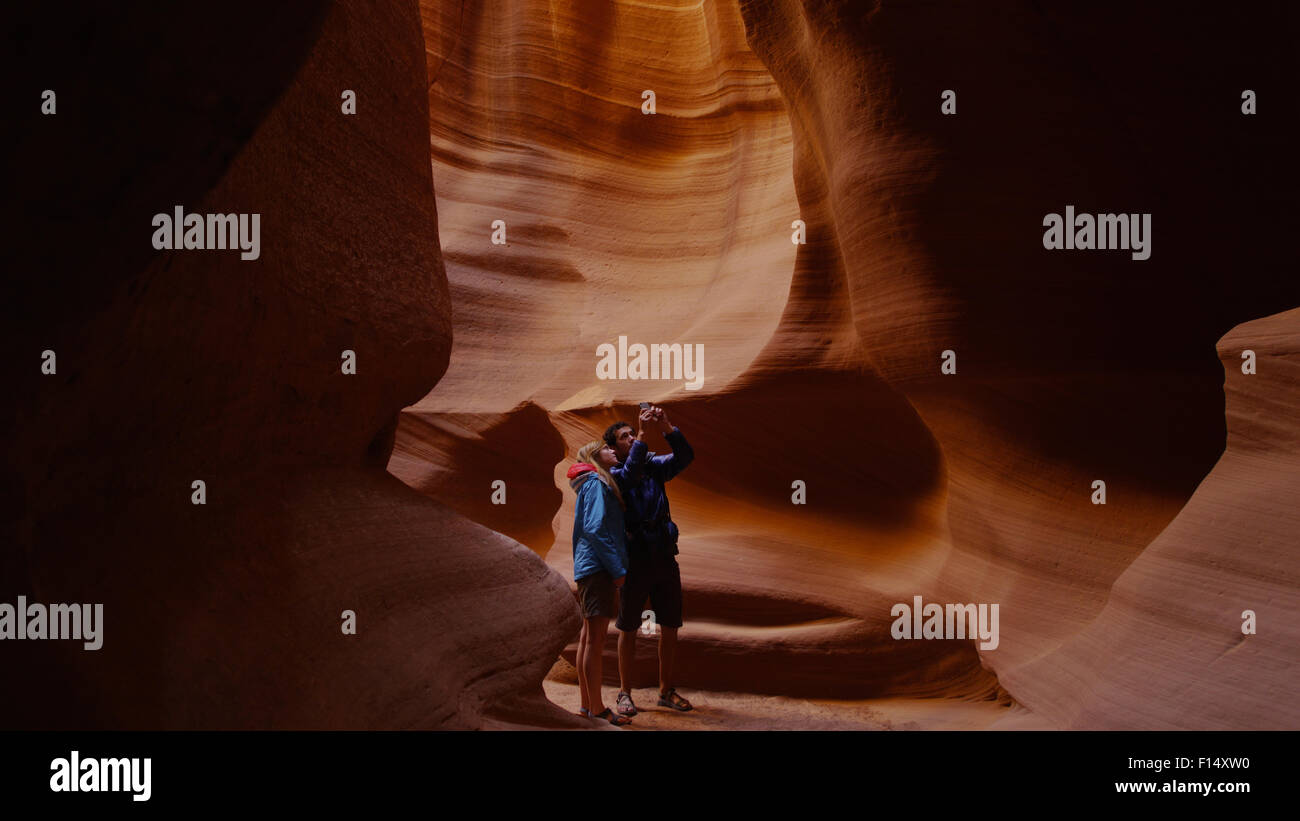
[615,554,683,631]
[576,571,617,619]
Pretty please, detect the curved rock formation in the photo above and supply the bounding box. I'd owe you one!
[400,0,1002,702]
[396,0,1298,726]
[1013,309,1300,729]
[8,0,1289,731]
[737,0,1297,728]
[413,0,800,413]
[3,0,579,729]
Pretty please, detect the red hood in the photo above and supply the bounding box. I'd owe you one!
[566,462,597,480]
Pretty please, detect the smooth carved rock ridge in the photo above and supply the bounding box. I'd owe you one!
[4,0,1294,732]
[394,0,1299,728]
[5,0,580,730]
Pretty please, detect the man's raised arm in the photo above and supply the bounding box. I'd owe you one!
[650,407,693,481]
[610,407,656,486]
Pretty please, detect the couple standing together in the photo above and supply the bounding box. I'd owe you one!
[567,404,694,726]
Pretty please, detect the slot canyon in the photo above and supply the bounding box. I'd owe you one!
[3,0,1296,730]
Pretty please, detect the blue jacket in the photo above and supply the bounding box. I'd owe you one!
[571,469,629,581]
[612,427,694,556]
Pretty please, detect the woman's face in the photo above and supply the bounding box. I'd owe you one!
[595,445,619,468]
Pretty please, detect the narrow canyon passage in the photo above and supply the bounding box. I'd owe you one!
[3,0,1294,734]
[394,0,1298,729]
[392,0,1002,715]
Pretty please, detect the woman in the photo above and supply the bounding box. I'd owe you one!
[568,440,632,726]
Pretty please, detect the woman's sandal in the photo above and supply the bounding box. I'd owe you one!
[657,688,693,712]
[594,708,632,726]
[616,690,638,716]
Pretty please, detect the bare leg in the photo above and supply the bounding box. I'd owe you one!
[576,620,589,713]
[658,626,677,694]
[618,627,636,694]
[581,617,610,714]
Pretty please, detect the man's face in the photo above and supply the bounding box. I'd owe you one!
[612,425,635,461]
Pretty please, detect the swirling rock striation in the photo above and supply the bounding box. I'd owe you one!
[3,0,579,729]
[396,0,1299,726]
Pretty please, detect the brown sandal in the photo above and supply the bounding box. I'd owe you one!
[594,708,632,726]
[657,688,693,712]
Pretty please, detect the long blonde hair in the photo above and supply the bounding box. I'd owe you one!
[576,440,624,508]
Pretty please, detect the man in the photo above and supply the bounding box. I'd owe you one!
[606,405,695,715]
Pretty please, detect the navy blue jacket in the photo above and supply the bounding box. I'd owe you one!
[611,427,694,557]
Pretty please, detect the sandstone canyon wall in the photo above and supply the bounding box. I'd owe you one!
[3,1,580,729]
[396,0,1298,726]
[2,0,1294,731]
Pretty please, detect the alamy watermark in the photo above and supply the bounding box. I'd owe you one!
[891,595,999,650]
[1042,205,1151,260]
[639,609,659,636]
[151,205,261,260]
[50,751,150,801]
[596,335,703,391]
[0,596,103,650]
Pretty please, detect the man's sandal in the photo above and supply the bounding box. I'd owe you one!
[594,708,632,726]
[657,688,693,712]
[616,691,638,716]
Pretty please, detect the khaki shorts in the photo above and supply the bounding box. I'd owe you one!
[576,570,617,619]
